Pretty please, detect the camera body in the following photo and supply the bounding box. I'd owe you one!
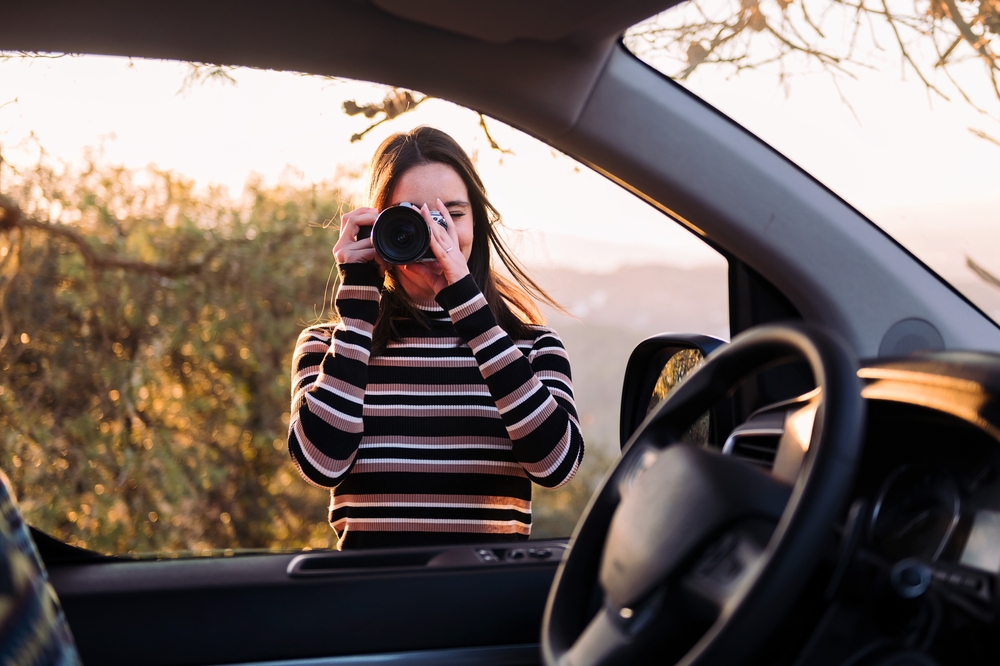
[356,203,448,265]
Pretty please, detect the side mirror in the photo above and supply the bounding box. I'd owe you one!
[619,334,727,448]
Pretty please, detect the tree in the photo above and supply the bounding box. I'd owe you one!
[624,0,1000,138]
[0,153,349,553]
[644,0,996,96]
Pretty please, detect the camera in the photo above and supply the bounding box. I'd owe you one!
[356,203,448,265]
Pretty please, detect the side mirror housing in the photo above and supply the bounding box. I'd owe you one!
[619,333,727,448]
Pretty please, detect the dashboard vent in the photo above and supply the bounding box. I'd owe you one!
[722,411,785,470]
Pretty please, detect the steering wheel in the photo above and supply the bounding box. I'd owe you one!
[541,323,865,666]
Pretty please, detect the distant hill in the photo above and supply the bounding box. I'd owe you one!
[528,263,729,455]
[533,264,729,339]
[533,263,1000,458]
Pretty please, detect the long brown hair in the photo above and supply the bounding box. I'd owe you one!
[362,126,560,354]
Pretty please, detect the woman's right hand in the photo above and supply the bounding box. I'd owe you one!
[333,207,386,274]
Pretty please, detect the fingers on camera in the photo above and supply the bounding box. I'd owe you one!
[341,208,376,238]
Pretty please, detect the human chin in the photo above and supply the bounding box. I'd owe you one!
[397,265,436,296]
[404,261,443,278]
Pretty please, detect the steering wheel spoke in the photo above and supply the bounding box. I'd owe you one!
[562,585,710,666]
[559,602,636,666]
[598,444,791,613]
[682,519,776,621]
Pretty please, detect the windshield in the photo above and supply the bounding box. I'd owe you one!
[625,0,1000,324]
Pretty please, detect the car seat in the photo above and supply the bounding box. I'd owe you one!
[0,469,82,665]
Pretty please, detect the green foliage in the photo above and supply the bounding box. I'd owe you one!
[0,156,603,554]
[531,446,613,539]
[0,156,347,554]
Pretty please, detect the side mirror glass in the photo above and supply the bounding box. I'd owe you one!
[646,347,704,413]
[619,334,726,448]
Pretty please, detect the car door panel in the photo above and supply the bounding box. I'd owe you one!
[220,645,541,666]
[48,542,566,666]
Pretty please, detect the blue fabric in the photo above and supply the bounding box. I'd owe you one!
[0,470,81,666]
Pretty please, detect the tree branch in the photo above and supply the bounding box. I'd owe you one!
[936,35,964,67]
[0,227,23,356]
[940,0,1000,101]
[178,63,238,96]
[880,0,951,101]
[968,256,1000,290]
[344,89,428,143]
[629,0,1000,122]
[0,194,220,278]
[970,127,1000,145]
[478,114,514,155]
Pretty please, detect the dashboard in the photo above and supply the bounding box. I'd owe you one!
[857,401,999,613]
[857,354,1000,586]
[722,351,1000,664]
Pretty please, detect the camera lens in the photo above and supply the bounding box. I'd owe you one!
[393,227,414,247]
[371,206,431,265]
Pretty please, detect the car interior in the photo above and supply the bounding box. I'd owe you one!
[5,1,1000,665]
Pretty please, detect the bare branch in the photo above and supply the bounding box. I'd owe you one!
[0,51,76,61]
[936,35,964,67]
[348,115,393,143]
[968,256,1000,290]
[627,0,1000,125]
[969,127,1000,145]
[800,0,828,38]
[940,0,1000,101]
[478,115,514,155]
[764,22,844,67]
[879,0,951,101]
[827,70,864,123]
[933,40,995,115]
[345,89,429,143]
[178,62,238,96]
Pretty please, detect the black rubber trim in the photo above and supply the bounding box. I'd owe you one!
[215,644,540,666]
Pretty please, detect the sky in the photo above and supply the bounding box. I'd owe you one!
[671,46,1000,285]
[0,55,721,273]
[1,15,998,315]
[631,1,1000,303]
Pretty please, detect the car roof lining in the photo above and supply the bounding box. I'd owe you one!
[3,0,629,138]
[369,0,684,45]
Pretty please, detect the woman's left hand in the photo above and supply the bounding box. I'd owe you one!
[399,199,470,296]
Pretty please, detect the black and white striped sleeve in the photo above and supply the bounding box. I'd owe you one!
[287,263,381,488]
[436,275,584,488]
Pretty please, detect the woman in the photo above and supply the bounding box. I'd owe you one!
[287,126,584,549]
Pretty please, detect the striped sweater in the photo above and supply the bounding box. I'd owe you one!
[288,263,584,549]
